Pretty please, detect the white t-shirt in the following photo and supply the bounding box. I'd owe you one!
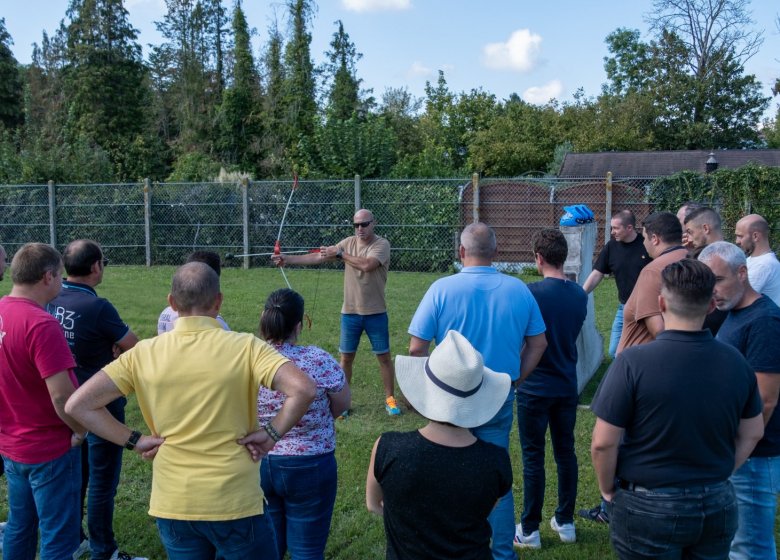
[747,252,780,307]
[157,306,230,335]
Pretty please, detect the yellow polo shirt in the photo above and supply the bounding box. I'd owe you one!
[104,316,289,520]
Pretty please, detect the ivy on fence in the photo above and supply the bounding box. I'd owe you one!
[648,163,780,242]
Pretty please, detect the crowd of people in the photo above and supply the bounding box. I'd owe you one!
[0,204,777,560]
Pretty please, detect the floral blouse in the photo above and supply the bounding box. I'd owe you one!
[257,343,346,455]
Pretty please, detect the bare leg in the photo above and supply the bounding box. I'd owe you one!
[340,352,356,386]
[376,352,395,399]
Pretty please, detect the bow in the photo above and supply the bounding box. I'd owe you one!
[273,174,320,328]
[273,174,299,290]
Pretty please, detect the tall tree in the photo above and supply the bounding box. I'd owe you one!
[282,0,317,167]
[323,20,361,120]
[259,20,287,176]
[62,0,155,179]
[0,18,23,130]
[469,98,562,176]
[216,1,262,171]
[603,22,768,148]
[152,0,225,154]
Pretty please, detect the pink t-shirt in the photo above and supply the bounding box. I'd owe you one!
[0,296,77,463]
[257,344,346,455]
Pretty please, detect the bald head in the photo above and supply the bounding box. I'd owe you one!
[735,214,771,257]
[353,208,377,242]
[170,262,220,313]
[460,222,496,263]
[738,214,769,237]
[354,209,374,223]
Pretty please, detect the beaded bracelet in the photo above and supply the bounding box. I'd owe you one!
[264,423,282,443]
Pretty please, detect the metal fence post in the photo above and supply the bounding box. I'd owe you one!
[48,180,57,248]
[472,173,480,223]
[241,178,250,270]
[605,171,613,237]
[354,174,361,211]
[144,178,152,266]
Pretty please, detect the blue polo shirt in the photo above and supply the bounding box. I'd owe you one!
[408,266,545,381]
[47,280,131,385]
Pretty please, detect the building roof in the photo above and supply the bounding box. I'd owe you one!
[559,150,780,178]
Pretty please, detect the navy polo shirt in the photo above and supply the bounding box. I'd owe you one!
[47,280,130,385]
[717,296,780,457]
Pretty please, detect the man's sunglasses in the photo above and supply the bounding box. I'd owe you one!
[353,220,373,228]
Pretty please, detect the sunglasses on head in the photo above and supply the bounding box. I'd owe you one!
[353,220,373,228]
[101,258,109,267]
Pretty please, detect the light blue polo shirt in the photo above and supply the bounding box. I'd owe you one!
[408,266,546,381]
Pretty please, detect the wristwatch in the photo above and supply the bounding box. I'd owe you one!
[124,430,142,450]
[336,248,344,259]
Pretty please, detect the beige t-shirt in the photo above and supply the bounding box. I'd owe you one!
[338,235,390,315]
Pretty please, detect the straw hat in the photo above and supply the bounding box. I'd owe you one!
[395,330,510,428]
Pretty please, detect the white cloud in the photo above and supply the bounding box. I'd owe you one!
[482,29,542,72]
[407,61,433,78]
[522,80,564,104]
[342,0,412,12]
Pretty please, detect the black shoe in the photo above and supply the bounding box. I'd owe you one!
[578,504,609,524]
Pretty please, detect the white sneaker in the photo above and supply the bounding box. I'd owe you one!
[550,516,576,543]
[73,539,90,560]
[512,523,541,549]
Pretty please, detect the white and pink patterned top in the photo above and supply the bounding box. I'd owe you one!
[257,343,346,456]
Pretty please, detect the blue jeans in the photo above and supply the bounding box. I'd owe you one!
[82,396,126,559]
[609,303,624,358]
[472,387,515,560]
[3,447,81,560]
[260,452,337,560]
[339,313,390,354]
[608,481,737,560]
[156,514,279,560]
[516,392,578,533]
[729,455,780,560]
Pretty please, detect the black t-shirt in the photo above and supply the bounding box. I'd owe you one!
[522,278,588,397]
[47,281,130,385]
[375,431,512,560]
[717,296,780,457]
[593,234,650,304]
[591,330,761,488]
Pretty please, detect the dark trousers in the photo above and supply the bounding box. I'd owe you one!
[80,396,126,560]
[516,392,578,532]
[607,481,737,560]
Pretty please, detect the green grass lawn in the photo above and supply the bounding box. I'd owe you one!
[1,265,623,559]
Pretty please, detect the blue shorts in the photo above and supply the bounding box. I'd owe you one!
[339,313,390,355]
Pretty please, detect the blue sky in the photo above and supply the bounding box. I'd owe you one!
[4,0,779,117]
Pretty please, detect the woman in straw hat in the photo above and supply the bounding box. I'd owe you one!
[257,288,351,560]
[366,330,512,559]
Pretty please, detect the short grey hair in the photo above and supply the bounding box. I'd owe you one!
[171,262,220,312]
[460,222,496,259]
[698,241,746,273]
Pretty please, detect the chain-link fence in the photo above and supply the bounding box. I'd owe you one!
[0,175,663,271]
